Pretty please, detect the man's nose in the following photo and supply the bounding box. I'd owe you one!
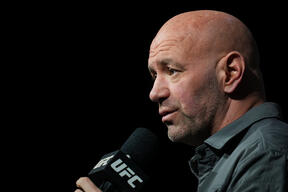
[149,77,170,103]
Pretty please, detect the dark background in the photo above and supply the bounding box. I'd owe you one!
[8,3,287,192]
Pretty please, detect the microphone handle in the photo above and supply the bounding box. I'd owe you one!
[99,181,120,192]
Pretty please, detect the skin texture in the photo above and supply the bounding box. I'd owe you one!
[75,10,265,192]
[75,177,102,192]
[148,10,265,146]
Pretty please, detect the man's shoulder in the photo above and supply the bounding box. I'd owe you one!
[226,118,288,192]
[246,117,288,152]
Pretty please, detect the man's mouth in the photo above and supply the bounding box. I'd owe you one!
[159,109,178,123]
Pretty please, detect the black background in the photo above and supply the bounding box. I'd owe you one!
[8,3,288,192]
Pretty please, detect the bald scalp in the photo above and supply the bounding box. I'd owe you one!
[151,10,260,73]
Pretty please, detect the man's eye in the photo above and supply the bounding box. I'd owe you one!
[167,67,179,75]
[151,73,157,80]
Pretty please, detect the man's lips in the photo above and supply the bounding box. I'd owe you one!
[159,108,178,123]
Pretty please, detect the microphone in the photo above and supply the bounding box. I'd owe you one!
[88,127,160,192]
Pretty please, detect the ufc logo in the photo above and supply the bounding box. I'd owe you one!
[94,155,114,169]
[111,159,143,188]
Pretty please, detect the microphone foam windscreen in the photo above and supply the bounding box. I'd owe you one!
[120,127,160,172]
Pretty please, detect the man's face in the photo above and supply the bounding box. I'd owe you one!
[148,34,225,146]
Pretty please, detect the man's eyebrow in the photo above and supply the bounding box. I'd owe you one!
[157,58,176,67]
[148,58,184,72]
[161,58,185,69]
[159,58,171,65]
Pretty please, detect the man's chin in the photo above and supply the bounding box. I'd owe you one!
[166,124,200,146]
[166,124,183,142]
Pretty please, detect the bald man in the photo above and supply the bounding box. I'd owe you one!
[76,10,288,192]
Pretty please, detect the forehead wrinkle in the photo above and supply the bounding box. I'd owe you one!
[151,39,178,49]
[150,39,178,57]
[149,46,173,58]
[149,34,187,58]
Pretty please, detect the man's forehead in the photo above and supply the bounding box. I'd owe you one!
[150,32,183,49]
[152,12,211,44]
[149,10,235,52]
[149,22,204,59]
[149,38,178,58]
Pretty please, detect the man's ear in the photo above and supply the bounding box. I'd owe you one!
[217,51,245,94]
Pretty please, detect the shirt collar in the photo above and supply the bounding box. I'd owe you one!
[204,102,282,150]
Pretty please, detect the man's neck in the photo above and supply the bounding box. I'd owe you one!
[212,95,265,134]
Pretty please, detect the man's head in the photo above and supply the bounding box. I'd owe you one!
[148,10,265,146]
